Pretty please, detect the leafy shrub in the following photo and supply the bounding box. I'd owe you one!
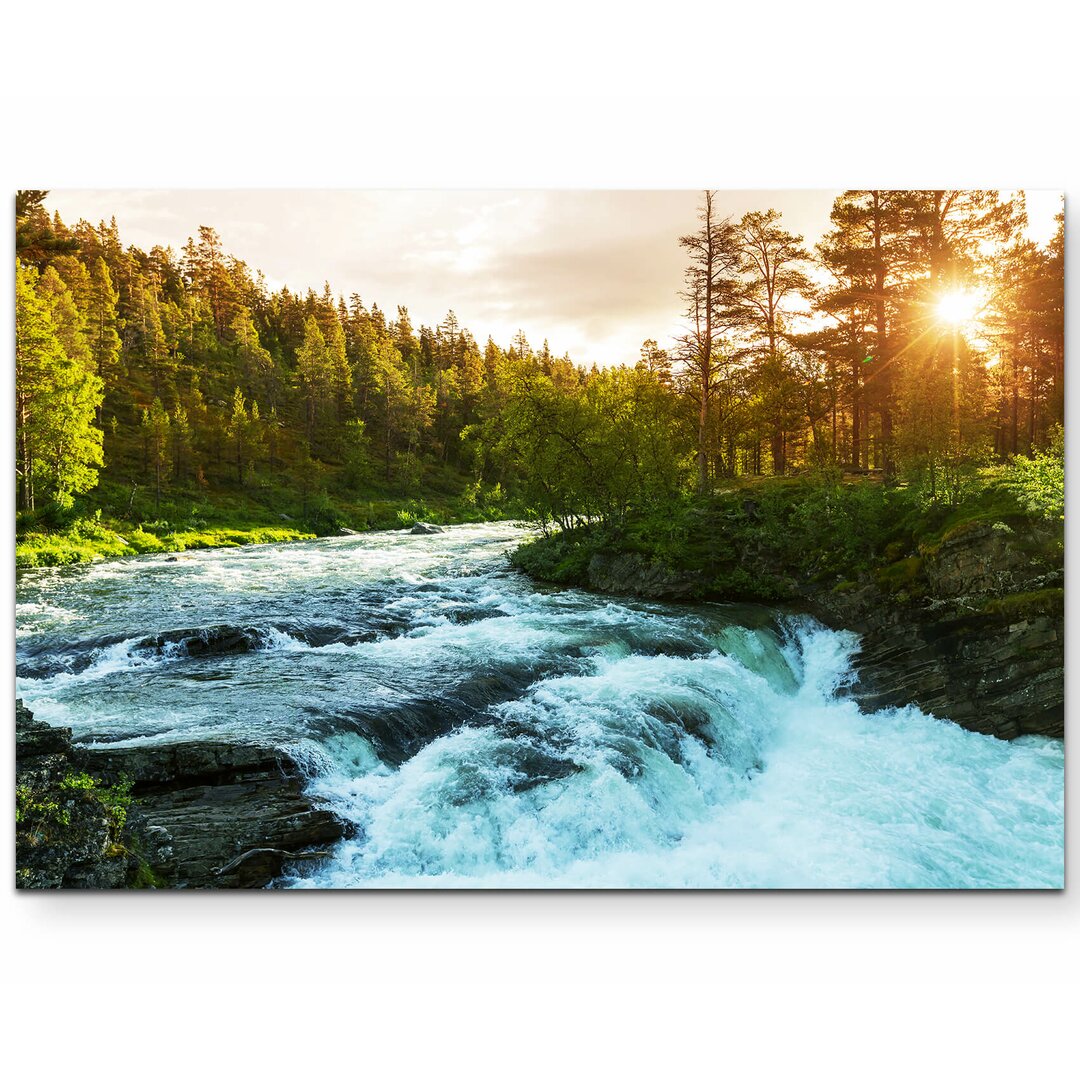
[998,444,1064,522]
[510,530,595,584]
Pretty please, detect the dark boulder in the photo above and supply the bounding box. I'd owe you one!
[83,741,347,888]
[586,551,704,601]
[409,522,444,535]
[15,700,347,889]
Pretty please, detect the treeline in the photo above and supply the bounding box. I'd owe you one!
[14,189,1064,534]
[15,191,561,518]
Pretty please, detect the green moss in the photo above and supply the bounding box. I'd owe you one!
[982,588,1064,620]
[912,482,1035,555]
[874,556,923,593]
[130,859,166,889]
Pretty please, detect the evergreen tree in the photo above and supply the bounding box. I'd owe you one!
[142,397,171,510]
[86,257,122,386]
[296,316,330,445]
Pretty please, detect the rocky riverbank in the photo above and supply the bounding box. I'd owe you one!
[811,521,1063,739]
[15,700,346,889]
[515,516,1064,741]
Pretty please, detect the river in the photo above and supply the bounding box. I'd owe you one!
[15,521,1064,888]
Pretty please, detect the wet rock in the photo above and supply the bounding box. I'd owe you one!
[409,522,444,534]
[534,513,1064,742]
[83,741,347,888]
[815,523,1064,740]
[15,700,346,889]
[16,700,71,757]
[339,527,359,535]
[137,624,260,656]
[586,551,704,600]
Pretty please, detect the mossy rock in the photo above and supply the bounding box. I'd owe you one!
[874,556,923,594]
[982,588,1064,620]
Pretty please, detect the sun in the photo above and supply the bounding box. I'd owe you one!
[935,289,984,329]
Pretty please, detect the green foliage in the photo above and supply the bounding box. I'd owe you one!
[16,783,70,831]
[485,360,691,531]
[14,192,1064,577]
[510,529,598,585]
[58,772,132,842]
[17,770,131,856]
[511,466,1063,606]
[16,261,104,511]
[997,433,1064,522]
[15,516,316,568]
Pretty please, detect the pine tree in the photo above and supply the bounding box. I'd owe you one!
[231,308,275,403]
[227,388,250,484]
[296,315,329,446]
[677,191,745,490]
[326,314,352,419]
[86,257,122,386]
[143,397,171,510]
[171,402,193,482]
[737,210,813,474]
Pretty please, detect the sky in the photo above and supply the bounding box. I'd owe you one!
[43,189,1063,369]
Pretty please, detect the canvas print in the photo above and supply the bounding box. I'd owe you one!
[14,189,1064,889]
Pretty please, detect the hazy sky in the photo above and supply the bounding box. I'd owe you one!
[44,189,1063,368]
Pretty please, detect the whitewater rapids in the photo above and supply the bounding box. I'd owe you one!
[15,522,1064,888]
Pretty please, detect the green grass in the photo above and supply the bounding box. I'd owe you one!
[15,519,316,568]
[16,460,523,569]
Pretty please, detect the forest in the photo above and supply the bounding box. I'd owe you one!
[14,189,1064,567]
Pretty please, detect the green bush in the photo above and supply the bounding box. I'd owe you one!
[510,530,596,584]
[998,444,1064,522]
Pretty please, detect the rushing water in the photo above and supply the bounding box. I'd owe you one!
[15,522,1064,888]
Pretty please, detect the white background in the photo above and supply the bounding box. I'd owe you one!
[3,3,1077,1076]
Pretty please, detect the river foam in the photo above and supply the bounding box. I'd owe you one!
[288,620,1063,889]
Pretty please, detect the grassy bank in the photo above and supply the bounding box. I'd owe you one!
[510,467,1064,604]
[16,472,518,569]
[16,518,317,569]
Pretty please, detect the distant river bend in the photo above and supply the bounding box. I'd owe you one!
[15,522,1064,888]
